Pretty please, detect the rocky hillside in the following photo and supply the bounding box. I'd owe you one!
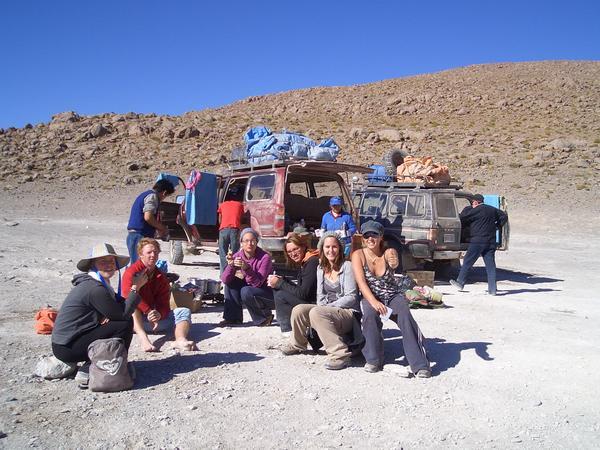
[1,61,599,213]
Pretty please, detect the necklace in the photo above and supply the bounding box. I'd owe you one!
[364,248,382,265]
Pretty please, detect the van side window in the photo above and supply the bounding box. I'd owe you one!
[360,192,387,216]
[390,194,407,215]
[456,197,472,215]
[406,194,425,216]
[247,174,275,201]
[225,178,247,201]
[435,196,457,218]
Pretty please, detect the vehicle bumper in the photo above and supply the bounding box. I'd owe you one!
[433,250,462,260]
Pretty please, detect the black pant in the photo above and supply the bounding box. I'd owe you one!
[274,290,314,332]
[52,320,133,364]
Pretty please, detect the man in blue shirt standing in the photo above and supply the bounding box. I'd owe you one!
[126,179,175,264]
[320,197,357,254]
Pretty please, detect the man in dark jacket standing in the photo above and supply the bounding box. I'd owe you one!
[450,194,508,296]
[126,179,175,264]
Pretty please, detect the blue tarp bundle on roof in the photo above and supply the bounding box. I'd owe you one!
[243,126,340,163]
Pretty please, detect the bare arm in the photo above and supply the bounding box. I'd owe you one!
[144,211,167,236]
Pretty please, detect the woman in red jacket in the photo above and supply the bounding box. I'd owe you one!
[123,238,196,352]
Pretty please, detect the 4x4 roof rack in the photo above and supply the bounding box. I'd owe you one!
[364,181,464,190]
[228,157,372,174]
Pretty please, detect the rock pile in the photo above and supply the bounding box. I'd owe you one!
[1,61,599,211]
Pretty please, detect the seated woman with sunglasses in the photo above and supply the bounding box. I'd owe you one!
[220,228,274,326]
[351,220,431,378]
[268,233,319,334]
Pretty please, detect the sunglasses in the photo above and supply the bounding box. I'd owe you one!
[363,232,381,239]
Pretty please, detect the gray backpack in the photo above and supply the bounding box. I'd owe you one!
[87,338,133,392]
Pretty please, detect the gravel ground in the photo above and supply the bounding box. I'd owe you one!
[0,186,599,449]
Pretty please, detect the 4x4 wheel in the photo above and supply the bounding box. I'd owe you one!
[170,240,184,265]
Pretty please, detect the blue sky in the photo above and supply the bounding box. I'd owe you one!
[1,0,599,129]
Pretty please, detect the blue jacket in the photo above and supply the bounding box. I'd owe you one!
[321,211,356,236]
[127,189,157,237]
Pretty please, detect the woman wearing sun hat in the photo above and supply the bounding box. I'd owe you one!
[351,220,431,378]
[52,243,148,368]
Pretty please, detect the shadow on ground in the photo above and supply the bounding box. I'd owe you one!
[383,330,493,375]
[133,351,264,388]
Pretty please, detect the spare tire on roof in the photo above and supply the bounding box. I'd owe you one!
[384,148,408,177]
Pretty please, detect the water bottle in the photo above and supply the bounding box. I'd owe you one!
[341,221,348,238]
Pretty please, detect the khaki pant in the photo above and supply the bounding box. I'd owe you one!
[290,304,355,361]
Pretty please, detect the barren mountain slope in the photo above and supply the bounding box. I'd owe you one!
[1,61,599,218]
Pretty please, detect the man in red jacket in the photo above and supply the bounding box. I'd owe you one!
[123,238,196,352]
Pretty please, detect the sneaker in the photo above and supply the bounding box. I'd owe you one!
[416,369,432,378]
[449,279,464,291]
[364,363,382,373]
[75,362,90,389]
[280,344,303,356]
[324,359,349,370]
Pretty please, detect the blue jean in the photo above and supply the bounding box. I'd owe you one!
[223,277,274,323]
[457,242,497,294]
[218,228,240,273]
[361,295,429,373]
[126,231,144,265]
[141,308,191,334]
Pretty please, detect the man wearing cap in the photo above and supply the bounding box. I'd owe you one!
[52,243,147,387]
[450,194,508,296]
[320,196,356,251]
[126,179,175,264]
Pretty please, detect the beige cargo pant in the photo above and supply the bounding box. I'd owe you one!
[290,304,355,361]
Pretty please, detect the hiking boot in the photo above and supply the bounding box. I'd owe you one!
[324,359,349,370]
[449,280,464,291]
[258,314,274,327]
[364,363,382,373]
[280,344,303,356]
[416,369,432,379]
[217,319,242,327]
[75,362,90,389]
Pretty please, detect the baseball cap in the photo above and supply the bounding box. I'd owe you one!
[329,196,343,206]
[360,220,384,236]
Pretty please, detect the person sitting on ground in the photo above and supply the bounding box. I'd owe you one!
[52,243,148,387]
[268,233,319,334]
[320,196,357,255]
[351,220,431,378]
[220,228,274,326]
[126,179,175,264]
[280,232,361,370]
[122,238,196,352]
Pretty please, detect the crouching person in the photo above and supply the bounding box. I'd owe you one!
[122,238,196,352]
[281,232,361,370]
[52,243,147,387]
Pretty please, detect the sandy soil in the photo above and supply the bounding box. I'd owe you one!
[1,186,599,449]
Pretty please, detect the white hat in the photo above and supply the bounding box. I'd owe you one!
[76,243,130,272]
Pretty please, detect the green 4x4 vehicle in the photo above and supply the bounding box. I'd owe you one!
[351,180,510,272]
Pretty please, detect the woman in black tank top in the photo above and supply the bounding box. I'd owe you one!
[351,220,431,377]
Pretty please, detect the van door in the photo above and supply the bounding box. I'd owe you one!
[432,193,461,250]
[245,172,282,237]
[483,194,510,251]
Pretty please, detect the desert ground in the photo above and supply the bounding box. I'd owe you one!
[1,184,599,449]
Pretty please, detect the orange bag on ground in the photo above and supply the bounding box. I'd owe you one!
[35,307,58,334]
